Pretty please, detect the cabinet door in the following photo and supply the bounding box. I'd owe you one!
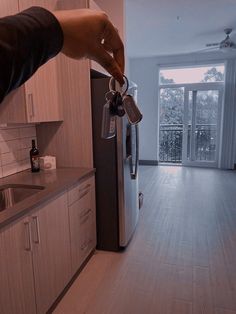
[19,0,62,123]
[36,0,93,168]
[31,193,71,314]
[0,0,27,124]
[0,218,36,314]
[69,178,96,275]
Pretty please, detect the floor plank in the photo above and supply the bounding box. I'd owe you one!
[54,166,236,314]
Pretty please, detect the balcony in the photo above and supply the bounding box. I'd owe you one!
[159,124,217,163]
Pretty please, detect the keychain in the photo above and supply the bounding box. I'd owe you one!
[109,76,143,125]
[101,76,143,139]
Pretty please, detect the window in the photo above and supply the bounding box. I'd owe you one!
[159,65,225,85]
[158,64,225,166]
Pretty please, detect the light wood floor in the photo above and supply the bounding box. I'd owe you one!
[54,166,236,314]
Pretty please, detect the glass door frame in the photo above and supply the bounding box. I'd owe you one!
[182,82,224,168]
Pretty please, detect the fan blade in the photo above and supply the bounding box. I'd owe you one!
[206,43,220,47]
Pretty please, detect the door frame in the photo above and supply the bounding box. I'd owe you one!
[182,82,224,168]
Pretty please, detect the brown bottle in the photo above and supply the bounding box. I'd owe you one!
[30,139,40,172]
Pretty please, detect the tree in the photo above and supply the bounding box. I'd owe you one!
[159,74,183,124]
[201,67,224,82]
[159,67,223,162]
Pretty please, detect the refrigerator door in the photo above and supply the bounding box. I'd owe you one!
[117,117,139,247]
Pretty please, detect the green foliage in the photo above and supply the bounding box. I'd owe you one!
[159,67,222,162]
[159,68,223,125]
[201,67,224,82]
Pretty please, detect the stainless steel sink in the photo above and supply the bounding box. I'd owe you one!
[0,184,45,211]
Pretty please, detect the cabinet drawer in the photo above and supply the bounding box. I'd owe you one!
[69,183,96,274]
[68,176,95,206]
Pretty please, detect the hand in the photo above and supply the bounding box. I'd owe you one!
[53,9,125,85]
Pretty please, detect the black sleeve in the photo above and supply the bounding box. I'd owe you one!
[0,6,64,103]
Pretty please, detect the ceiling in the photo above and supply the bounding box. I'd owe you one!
[125,0,236,57]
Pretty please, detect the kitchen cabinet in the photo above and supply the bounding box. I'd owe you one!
[0,0,27,124]
[36,0,94,168]
[18,0,62,123]
[0,192,71,314]
[0,218,36,314]
[68,176,96,275]
[31,193,71,314]
[0,175,96,314]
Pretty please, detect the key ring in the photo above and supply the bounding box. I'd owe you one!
[109,75,129,96]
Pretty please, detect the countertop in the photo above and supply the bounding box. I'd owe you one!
[0,167,95,229]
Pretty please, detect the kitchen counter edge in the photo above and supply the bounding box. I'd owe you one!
[0,167,95,230]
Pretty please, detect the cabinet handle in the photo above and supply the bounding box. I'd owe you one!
[28,93,35,117]
[79,190,89,200]
[80,208,92,219]
[24,221,32,251]
[80,242,88,251]
[32,216,40,244]
[79,184,91,193]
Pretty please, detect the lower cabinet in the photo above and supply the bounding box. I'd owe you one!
[0,217,36,314]
[68,177,97,275]
[0,175,96,314]
[31,193,71,314]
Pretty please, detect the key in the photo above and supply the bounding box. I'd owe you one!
[101,99,116,139]
[110,92,125,117]
[101,91,118,139]
[122,94,143,125]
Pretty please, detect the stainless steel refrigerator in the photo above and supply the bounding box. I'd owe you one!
[91,73,140,251]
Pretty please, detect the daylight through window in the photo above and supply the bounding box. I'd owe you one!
[158,64,225,165]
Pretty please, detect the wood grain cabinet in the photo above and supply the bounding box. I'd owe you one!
[0,176,96,314]
[18,0,62,123]
[30,193,71,314]
[68,176,96,275]
[0,0,28,124]
[0,0,62,123]
[0,192,71,314]
[0,218,37,314]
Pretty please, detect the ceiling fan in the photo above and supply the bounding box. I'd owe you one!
[202,28,236,52]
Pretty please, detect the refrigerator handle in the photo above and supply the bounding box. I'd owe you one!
[131,125,139,180]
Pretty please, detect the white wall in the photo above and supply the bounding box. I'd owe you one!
[129,57,159,162]
[129,51,236,165]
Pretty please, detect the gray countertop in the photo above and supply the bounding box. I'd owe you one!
[0,167,95,229]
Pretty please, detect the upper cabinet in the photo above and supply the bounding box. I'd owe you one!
[36,0,94,168]
[0,0,63,124]
[18,0,63,123]
[0,0,27,124]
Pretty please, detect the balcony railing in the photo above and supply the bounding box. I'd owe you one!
[159,124,217,163]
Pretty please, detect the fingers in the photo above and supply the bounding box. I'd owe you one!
[103,20,125,74]
[93,47,124,85]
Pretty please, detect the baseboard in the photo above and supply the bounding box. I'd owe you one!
[139,160,158,166]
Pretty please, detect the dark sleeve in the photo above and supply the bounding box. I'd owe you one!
[0,6,64,103]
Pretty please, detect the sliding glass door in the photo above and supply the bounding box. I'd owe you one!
[182,84,223,167]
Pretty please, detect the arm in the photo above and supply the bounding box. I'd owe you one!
[0,7,124,103]
[0,6,63,103]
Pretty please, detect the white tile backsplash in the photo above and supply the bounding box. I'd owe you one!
[0,125,37,178]
[0,128,20,142]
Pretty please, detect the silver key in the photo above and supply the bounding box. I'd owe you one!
[122,94,143,125]
[101,100,116,139]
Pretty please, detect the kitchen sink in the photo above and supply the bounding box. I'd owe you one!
[0,184,45,211]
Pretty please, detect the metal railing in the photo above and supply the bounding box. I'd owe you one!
[159,124,217,163]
